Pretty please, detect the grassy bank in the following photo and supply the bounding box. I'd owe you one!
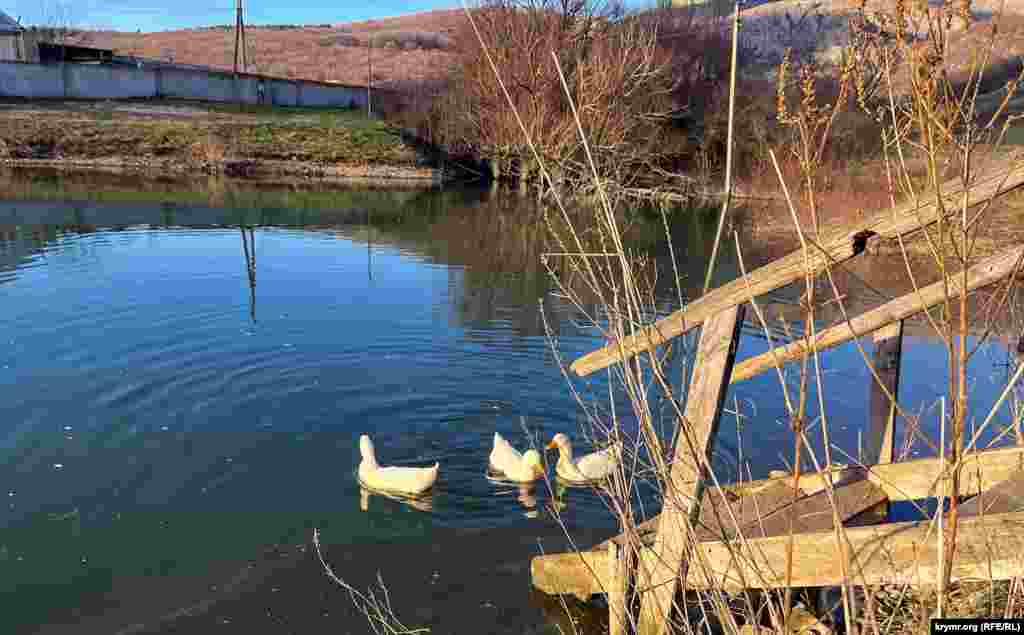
[0,99,434,182]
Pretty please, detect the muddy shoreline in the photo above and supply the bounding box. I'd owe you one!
[0,156,446,186]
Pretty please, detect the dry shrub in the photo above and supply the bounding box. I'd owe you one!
[423,1,732,188]
[189,134,228,165]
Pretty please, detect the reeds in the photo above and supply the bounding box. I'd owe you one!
[321,1,1024,633]
[528,0,1024,633]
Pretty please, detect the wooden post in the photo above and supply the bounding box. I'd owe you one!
[638,306,745,635]
[571,167,1024,378]
[730,244,1024,384]
[865,321,903,465]
[608,540,629,635]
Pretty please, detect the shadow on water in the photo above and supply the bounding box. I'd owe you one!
[0,168,1022,634]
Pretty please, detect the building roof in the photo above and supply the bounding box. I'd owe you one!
[0,10,23,33]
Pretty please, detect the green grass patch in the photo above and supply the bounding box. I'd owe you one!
[0,103,415,166]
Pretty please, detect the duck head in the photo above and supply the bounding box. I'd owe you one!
[546,433,572,459]
[359,434,377,466]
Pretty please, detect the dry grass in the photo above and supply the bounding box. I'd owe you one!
[473,2,1024,634]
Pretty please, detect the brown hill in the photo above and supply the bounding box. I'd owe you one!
[77,9,467,89]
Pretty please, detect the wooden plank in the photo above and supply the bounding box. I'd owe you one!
[531,547,609,600]
[608,541,628,635]
[960,470,1024,517]
[747,476,887,537]
[732,465,864,497]
[571,161,1024,377]
[870,444,1024,500]
[600,475,883,551]
[638,306,745,635]
[730,245,1024,384]
[672,445,1024,503]
[865,321,903,465]
[599,480,802,551]
[531,510,1024,596]
[693,480,803,540]
[684,510,1024,591]
[533,457,1023,599]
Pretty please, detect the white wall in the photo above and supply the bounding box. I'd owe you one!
[302,82,365,109]
[0,62,63,98]
[64,64,157,99]
[0,60,367,108]
[158,67,257,103]
[267,79,298,107]
[0,35,17,62]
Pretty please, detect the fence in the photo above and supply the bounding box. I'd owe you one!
[0,60,370,108]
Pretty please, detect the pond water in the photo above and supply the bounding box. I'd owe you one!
[0,170,1019,634]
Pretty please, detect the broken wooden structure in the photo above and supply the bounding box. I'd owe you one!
[531,160,1024,635]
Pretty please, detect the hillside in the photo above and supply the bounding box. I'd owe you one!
[76,9,467,89]
[72,1,1024,93]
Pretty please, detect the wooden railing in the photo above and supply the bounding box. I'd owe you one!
[533,158,1024,635]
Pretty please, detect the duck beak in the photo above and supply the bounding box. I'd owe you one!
[546,440,558,450]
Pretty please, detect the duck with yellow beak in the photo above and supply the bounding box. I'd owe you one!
[546,432,621,485]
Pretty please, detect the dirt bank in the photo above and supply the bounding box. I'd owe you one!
[0,99,442,185]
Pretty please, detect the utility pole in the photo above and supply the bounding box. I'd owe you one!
[233,0,247,74]
[367,35,372,116]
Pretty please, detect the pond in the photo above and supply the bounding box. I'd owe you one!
[0,169,1019,634]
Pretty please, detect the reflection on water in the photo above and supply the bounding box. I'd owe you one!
[360,486,435,513]
[485,472,542,518]
[551,480,571,513]
[240,225,257,322]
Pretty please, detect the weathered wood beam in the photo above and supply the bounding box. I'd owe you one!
[959,470,1024,517]
[571,161,1024,378]
[531,510,1024,597]
[730,245,1024,384]
[871,444,1024,500]
[607,541,630,635]
[727,446,1024,501]
[639,306,745,635]
[746,476,887,538]
[597,480,801,551]
[599,474,884,551]
[686,509,1024,591]
[865,321,903,466]
[609,446,1023,551]
[535,449,1024,599]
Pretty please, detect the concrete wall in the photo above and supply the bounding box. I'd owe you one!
[64,64,157,99]
[0,60,366,108]
[267,79,298,107]
[157,67,259,104]
[0,61,63,98]
[302,82,365,109]
[0,35,17,62]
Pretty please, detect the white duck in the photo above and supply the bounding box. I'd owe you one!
[488,432,545,483]
[357,434,439,496]
[547,432,621,484]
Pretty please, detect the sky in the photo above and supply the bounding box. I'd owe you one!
[5,0,468,31]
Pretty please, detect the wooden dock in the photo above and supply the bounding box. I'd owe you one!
[531,158,1024,635]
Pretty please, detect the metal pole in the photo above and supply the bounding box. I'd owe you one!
[702,0,741,294]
